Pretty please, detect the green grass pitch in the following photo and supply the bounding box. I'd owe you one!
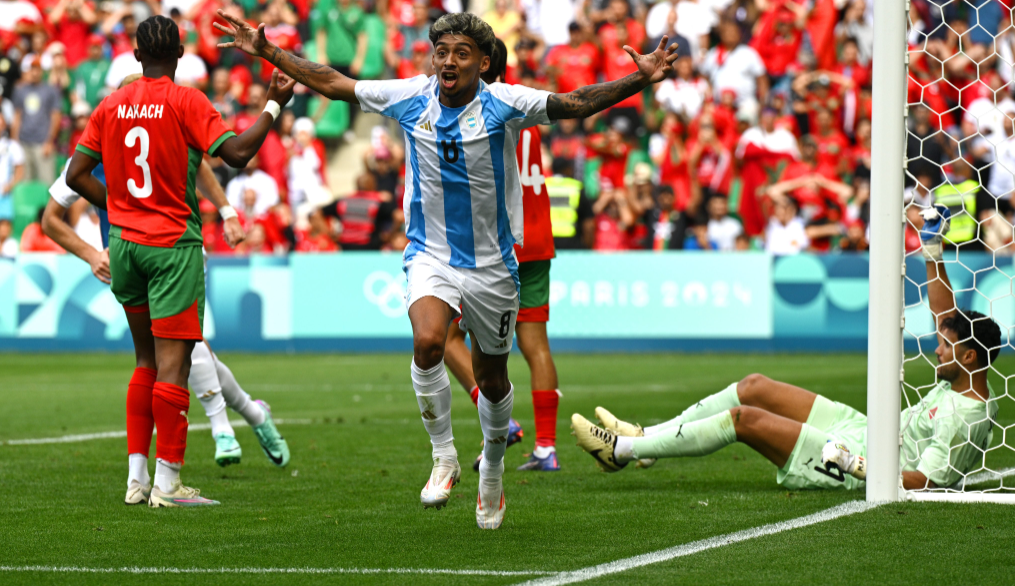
[2,352,1014,585]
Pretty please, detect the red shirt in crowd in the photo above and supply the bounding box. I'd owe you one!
[600,20,646,111]
[813,129,849,174]
[586,133,630,191]
[49,6,94,67]
[750,9,802,77]
[20,223,65,253]
[295,229,338,252]
[545,42,601,94]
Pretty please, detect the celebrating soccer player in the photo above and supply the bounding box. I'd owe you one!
[215,10,678,529]
[573,205,999,492]
[442,39,563,473]
[66,15,295,507]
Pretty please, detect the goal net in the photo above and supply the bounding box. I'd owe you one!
[870,0,1015,503]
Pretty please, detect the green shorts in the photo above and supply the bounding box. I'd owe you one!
[109,233,205,340]
[518,259,550,322]
[777,395,867,491]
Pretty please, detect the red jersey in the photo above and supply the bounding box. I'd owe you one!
[77,76,235,248]
[813,130,849,174]
[545,42,600,94]
[513,127,555,263]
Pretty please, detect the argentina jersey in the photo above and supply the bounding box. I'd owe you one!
[355,75,552,272]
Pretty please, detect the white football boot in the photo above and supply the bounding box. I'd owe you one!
[124,481,151,505]
[420,457,461,510]
[148,481,220,507]
[476,472,506,530]
[595,406,656,469]
[571,413,628,473]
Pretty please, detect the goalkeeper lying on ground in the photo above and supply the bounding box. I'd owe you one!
[572,205,1000,491]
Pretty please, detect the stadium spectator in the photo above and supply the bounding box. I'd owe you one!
[700,195,742,251]
[592,188,637,251]
[0,218,16,258]
[295,207,338,252]
[0,114,25,220]
[839,219,868,251]
[321,174,394,250]
[12,56,61,184]
[483,0,522,67]
[70,34,110,108]
[545,23,600,95]
[288,117,330,210]
[396,40,435,79]
[226,156,281,218]
[47,0,97,68]
[209,68,241,122]
[654,54,710,121]
[20,209,65,253]
[765,197,808,255]
[175,31,209,89]
[701,20,767,107]
[642,184,688,250]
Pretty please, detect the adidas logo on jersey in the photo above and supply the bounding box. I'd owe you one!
[418,120,433,132]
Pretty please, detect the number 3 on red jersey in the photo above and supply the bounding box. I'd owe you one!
[125,126,152,199]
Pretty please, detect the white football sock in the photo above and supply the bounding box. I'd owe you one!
[190,342,236,437]
[216,358,264,426]
[478,385,514,493]
[632,411,737,460]
[533,445,556,459]
[128,454,149,488]
[411,360,456,462]
[154,458,181,492]
[644,383,740,436]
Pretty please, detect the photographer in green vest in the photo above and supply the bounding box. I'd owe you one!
[548,159,595,250]
[933,158,982,250]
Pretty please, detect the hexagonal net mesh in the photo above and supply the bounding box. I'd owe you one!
[903,0,1015,496]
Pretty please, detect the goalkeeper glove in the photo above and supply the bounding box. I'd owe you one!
[821,440,867,480]
[919,204,951,262]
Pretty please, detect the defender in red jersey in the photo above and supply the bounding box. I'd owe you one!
[444,40,564,472]
[66,15,295,508]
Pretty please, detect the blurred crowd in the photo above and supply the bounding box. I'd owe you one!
[0,0,1010,258]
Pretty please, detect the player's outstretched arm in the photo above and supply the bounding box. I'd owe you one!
[215,70,296,169]
[197,160,245,248]
[214,10,358,103]
[40,199,110,284]
[65,151,106,210]
[919,205,958,327]
[546,37,678,120]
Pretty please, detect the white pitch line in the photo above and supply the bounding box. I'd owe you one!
[961,466,1015,486]
[514,500,881,586]
[1,419,313,446]
[0,566,552,577]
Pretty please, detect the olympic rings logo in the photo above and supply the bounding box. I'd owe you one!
[363,271,407,318]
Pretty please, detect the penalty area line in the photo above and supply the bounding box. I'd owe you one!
[514,500,882,586]
[1,419,313,446]
[0,566,552,577]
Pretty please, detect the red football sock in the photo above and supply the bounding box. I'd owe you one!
[126,367,157,456]
[532,389,560,448]
[469,386,480,407]
[153,382,191,465]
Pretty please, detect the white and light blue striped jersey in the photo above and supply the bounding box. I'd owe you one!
[355,75,552,272]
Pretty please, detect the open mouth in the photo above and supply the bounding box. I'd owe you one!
[441,70,459,90]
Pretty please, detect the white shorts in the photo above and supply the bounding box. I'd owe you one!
[404,251,519,355]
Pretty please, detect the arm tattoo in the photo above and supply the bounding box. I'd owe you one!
[546,73,647,120]
[266,46,340,96]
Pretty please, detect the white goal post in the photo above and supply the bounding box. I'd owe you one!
[868,0,1015,503]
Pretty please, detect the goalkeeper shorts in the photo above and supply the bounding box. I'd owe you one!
[777,395,867,491]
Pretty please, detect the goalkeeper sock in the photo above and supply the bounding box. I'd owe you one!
[216,359,265,427]
[412,360,456,461]
[644,383,740,436]
[629,411,737,460]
